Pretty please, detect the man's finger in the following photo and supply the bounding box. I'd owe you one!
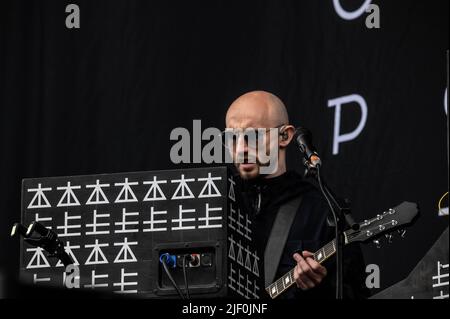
[293,253,302,262]
[298,257,321,285]
[296,252,322,283]
[305,257,327,277]
[302,250,327,277]
[293,264,308,290]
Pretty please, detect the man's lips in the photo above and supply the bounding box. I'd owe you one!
[239,163,257,170]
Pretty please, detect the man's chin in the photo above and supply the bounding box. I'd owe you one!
[238,163,260,180]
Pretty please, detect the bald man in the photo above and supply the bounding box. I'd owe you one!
[225,91,369,299]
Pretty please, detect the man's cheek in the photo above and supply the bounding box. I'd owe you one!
[259,146,278,174]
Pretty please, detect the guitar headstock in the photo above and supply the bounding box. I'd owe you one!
[346,201,419,245]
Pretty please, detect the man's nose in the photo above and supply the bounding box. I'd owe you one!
[235,135,247,159]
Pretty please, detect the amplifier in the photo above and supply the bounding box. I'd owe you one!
[20,166,262,298]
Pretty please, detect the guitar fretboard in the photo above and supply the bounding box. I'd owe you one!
[265,232,348,299]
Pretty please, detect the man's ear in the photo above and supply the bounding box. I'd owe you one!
[279,125,296,148]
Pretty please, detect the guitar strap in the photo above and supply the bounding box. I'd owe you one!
[264,195,303,287]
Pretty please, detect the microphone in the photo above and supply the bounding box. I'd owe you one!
[11,223,28,238]
[295,127,322,168]
[12,221,74,267]
[26,221,51,237]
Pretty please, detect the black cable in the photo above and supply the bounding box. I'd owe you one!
[161,255,185,299]
[323,184,358,230]
[316,165,342,299]
[323,183,341,213]
[182,255,191,299]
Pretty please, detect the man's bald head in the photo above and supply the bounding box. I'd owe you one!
[226,91,289,129]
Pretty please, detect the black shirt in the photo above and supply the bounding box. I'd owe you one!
[236,170,370,299]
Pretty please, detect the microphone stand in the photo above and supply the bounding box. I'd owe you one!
[303,161,358,299]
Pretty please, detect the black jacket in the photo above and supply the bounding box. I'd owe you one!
[236,170,370,299]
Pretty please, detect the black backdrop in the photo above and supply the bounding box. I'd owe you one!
[0,0,448,295]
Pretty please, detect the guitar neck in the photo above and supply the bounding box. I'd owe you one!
[265,232,348,299]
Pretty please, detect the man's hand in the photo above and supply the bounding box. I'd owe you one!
[293,251,327,290]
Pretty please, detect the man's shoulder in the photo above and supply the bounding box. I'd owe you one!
[284,174,333,250]
[287,175,330,223]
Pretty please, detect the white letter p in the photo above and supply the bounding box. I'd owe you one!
[328,94,368,155]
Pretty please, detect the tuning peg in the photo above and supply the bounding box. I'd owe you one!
[397,229,406,238]
[385,233,393,243]
[373,239,381,248]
